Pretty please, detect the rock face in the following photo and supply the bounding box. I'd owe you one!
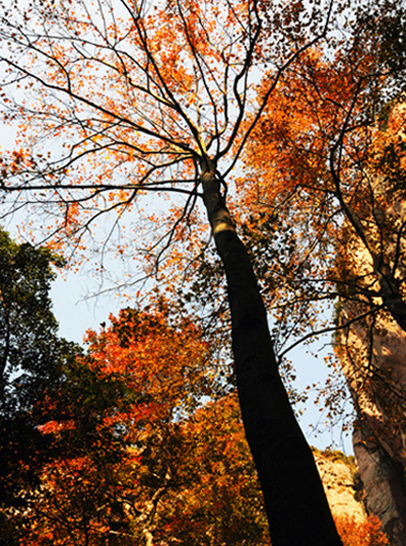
[337,289,406,545]
[332,99,406,546]
[335,218,406,545]
[354,429,406,546]
[313,449,366,522]
[336,252,406,545]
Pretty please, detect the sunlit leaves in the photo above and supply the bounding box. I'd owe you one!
[15,304,212,545]
[84,306,211,420]
[334,515,389,546]
[0,0,264,250]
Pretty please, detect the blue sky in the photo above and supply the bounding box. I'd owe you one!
[50,266,354,455]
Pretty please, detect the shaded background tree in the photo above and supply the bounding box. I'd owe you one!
[15,307,265,546]
[0,228,78,544]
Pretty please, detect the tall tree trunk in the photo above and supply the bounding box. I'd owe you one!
[201,165,342,546]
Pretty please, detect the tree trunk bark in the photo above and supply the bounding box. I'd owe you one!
[201,166,342,546]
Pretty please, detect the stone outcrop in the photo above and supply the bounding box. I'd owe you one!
[333,98,406,546]
[336,223,406,545]
[313,449,366,522]
[354,428,406,546]
[336,248,406,545]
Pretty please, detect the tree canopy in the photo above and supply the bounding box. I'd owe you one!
[0,227,78,541]
[2,299,389,546]
[2,0,406,544]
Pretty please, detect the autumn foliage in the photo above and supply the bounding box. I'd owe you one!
[1,0,405,544]
[0,301,387,545]
[334,515,389,546]
[14,307,211,545]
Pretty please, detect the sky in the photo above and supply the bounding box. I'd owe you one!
[0,20,354,457]
[50,265,354,455]
[0,148,354,456]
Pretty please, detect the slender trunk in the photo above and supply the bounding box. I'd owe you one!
[201,166,342,546]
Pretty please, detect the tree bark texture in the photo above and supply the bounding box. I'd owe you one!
[201,167,342,546]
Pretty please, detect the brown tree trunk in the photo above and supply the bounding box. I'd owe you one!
[201,166,342,546]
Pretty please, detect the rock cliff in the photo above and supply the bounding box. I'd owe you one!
[314,448,366,522]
